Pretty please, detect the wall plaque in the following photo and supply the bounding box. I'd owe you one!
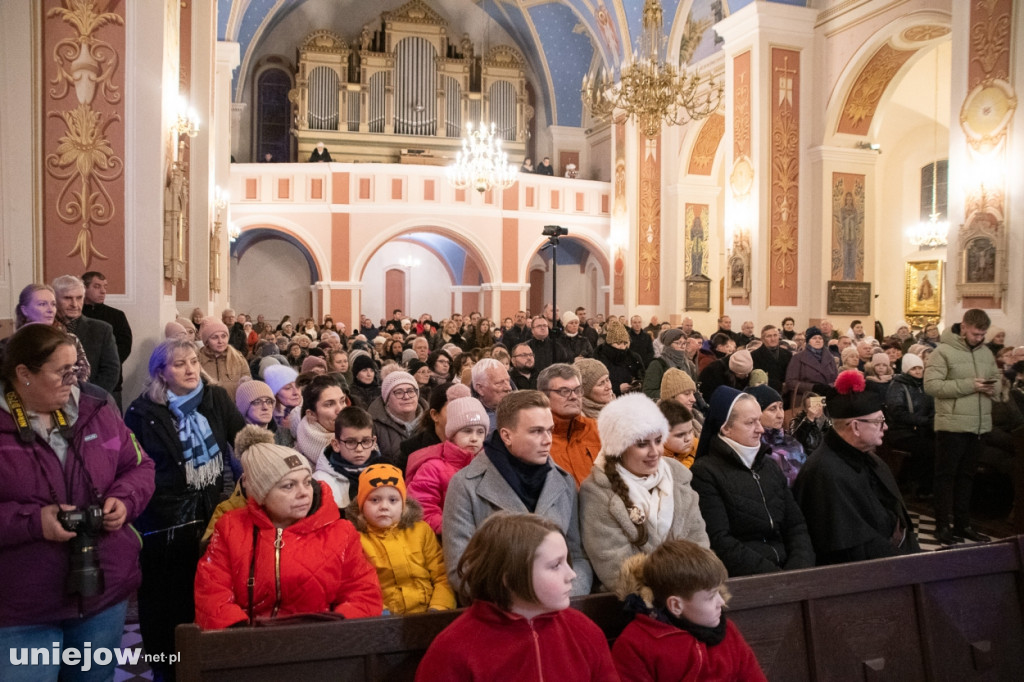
[685,275,711,312]
[827,281,871,315]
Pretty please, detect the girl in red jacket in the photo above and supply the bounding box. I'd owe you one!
[612,540,766,682]
[416,513,618,681]
[194,427,383,628]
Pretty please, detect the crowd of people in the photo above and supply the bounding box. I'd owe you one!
[2,273,1022,680]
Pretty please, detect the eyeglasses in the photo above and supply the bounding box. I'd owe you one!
[340,437,376,451]
[513,352,534,359]
[854,418,887,426]
[390,388,418,399]
[55,365,82,386]
[249,397,275,407]
[547,385,583,399]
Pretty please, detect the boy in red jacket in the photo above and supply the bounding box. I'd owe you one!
[612,540,767,682]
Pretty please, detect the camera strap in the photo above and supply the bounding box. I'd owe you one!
[5,390,74,444]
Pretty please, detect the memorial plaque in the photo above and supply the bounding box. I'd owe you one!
[685,276,712,311]
[827,280,872,315]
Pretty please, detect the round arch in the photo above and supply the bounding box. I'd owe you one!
[823,10,951,147]
[352,219,500,284]
[230,216,331,282]
[519,228,611,284]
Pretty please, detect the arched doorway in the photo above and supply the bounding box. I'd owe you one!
[230,229,320,324]
[524,235,610,319]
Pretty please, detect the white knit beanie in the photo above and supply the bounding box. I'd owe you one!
[264,364,298,396]
[597,393,669,458]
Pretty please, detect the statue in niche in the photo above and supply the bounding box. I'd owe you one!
[689,214,705,277]
[360,26,372,51]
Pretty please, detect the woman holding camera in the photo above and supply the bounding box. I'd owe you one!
[0,324,155,681]
[125,338,245,681]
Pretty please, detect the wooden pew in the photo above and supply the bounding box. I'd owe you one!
[177,536,1024,681]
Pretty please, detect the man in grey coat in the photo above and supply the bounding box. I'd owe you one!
[442,390,593,599]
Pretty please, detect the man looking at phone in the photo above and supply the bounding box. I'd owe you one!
[924,309,999,545]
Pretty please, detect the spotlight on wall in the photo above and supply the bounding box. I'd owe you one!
[856,141,882,153]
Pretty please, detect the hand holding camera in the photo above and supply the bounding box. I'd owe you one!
[41,504,78,542]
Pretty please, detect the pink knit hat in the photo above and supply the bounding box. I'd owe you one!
[729,349,754,377]
[445,396,488,439]
[301,355,328,374]
[199,316,229,344]
[381,371,417,403]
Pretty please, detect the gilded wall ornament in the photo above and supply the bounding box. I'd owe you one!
[769,50,799,305]
[46,0,125,269]
[688,113,724,176]
[838,43,915,136]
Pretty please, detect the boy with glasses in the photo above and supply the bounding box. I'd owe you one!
[314,406,383,516]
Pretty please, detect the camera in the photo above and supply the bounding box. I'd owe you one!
[58,505,106,597]
[542,225,568,237]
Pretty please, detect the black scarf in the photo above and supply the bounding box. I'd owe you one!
[326,449,383,503]
[660,609,728,646]
[484,432,550,512]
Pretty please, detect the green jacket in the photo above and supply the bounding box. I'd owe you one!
[923,325,998,434]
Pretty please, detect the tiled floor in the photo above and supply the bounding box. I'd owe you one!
[114,624,152,681]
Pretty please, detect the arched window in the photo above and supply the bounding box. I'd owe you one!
[256,68,292,162]
[920,160,948,221]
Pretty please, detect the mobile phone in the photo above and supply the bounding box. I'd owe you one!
[981,379,996,385]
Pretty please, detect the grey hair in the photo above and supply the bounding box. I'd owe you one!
[52,274,85,296]
[471,358,505,390]
[537,363,582,393]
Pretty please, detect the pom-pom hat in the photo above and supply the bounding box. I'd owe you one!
[236,425,312,504]
[445,395,488,439]
[597,393,669,457]
[828,370,884,418]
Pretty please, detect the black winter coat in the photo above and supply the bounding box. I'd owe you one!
[594,343,645,396]
[125,382,246,535]
[884,373,934,442]
[690,437,815,576]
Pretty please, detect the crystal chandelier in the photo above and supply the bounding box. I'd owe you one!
[908,52,948,249]
[447,122,518,193]
[581,0,723,138]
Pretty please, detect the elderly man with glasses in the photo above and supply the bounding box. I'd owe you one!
[794,370,920,565]
[538,364,602,487]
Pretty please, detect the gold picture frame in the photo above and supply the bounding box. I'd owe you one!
[905,260,942,320]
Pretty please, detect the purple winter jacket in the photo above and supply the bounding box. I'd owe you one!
[0,383,155,626]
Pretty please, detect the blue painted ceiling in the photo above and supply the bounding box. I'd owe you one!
[219,0,805,128]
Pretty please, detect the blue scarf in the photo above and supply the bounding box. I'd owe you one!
[167,384,222,489]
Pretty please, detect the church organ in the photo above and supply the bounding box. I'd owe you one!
[289,0,528,164]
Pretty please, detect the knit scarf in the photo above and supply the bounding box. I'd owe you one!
[616,458,675,540]
[327,450,383,506]
[661,609,728,646]
[581,396,605,419]
[167,385,222,489]
[659,345,690,371]
[295,417,333,466]
[485,434,551,513]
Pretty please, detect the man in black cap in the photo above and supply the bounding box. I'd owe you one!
[793,369,919,565]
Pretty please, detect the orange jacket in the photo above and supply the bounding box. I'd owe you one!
[550,413,602,487]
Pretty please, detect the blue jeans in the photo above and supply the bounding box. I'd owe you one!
[0,600,128,682]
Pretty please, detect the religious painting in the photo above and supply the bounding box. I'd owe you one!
[904,260,942,317]
[831,173,865,281]
[684,203,709,278]
[956,211,1008,303]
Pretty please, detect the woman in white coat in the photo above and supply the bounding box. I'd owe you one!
[579,393,709,591]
